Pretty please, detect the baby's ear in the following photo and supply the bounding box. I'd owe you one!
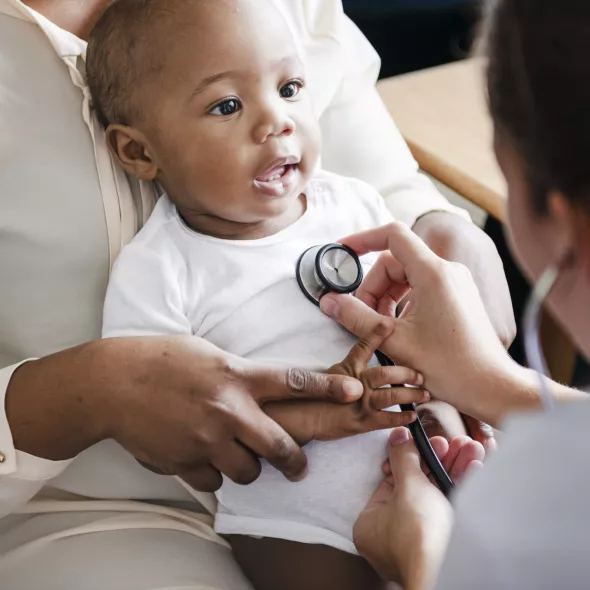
[106,124,158,181]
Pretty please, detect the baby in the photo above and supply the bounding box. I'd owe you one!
[90,0,426,588]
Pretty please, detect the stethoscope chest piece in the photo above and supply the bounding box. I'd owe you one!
[296,243,363,306]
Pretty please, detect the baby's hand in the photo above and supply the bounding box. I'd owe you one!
[264,322,429,446]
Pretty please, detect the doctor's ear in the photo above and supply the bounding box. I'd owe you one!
[106,124,158,181]
[547,192,590,277]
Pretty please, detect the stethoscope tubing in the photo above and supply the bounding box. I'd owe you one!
[375,350,455,497]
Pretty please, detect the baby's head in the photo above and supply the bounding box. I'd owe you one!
[87,0,321,238]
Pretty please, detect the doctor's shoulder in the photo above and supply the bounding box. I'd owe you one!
[437,400,590,590]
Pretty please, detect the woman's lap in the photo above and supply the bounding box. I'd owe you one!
[0,512,253,590]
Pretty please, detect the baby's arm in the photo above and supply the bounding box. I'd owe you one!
[102,244,192,339]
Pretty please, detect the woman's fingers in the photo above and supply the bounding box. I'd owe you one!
[237,405,308,483]
[241,360,364,404]
[210,441,262,486]
[178,464,224,493]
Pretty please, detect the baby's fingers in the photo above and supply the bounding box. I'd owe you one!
[363,365,424,390]
[370,386,429,410]
[360,409,418,433]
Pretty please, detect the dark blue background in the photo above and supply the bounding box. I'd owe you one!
[342,0,480,78]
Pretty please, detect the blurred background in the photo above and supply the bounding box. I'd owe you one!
[343,0,481,78]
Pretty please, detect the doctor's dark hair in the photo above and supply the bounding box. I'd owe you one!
[486,0,590,214]
[87,0,208,128]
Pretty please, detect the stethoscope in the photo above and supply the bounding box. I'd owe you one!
[296,243,455,496]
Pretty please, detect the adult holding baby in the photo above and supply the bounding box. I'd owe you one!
[319,0,590,588]
[1,0,510,588]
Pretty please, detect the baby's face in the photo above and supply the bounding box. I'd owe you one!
[132,0,321,236]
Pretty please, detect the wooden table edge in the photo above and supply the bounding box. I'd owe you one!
[406,140,506,223]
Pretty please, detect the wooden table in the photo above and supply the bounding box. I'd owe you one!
[377,58,507,222]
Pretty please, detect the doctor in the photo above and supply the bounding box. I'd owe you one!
[321,0,590,587]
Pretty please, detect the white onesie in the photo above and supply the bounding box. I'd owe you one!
[102,170,395,554]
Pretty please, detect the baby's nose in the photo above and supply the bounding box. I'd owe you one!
[254,106,296,143]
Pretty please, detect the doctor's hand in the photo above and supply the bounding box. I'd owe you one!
[353,428,484,588]
[264,322,428,446]
[320,222,525,428]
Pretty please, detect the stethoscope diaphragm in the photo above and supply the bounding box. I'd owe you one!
[296,243,363,306]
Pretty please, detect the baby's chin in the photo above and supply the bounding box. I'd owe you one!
[233,189,306,233]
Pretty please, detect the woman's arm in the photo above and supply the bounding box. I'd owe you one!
[315,7,514,345]
[317,9,468,228]
[1,335,369,520]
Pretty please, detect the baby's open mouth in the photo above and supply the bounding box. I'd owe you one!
[254,157,300,197]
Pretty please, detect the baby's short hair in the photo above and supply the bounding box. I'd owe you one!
[87,0,206,127]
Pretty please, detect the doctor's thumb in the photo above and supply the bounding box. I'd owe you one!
[387,428,423,481]
[321,293,397,342]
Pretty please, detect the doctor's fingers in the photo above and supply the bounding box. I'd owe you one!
[354,251,410,310]
[341,222,442,288]
[321,294,413,362]
[238,360,364,404]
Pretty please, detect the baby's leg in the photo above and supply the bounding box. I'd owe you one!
[228,535,398,590]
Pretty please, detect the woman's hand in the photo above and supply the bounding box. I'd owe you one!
[264,322,429,446]
[320,222,536,427]
[353,428,484,589]
[413,212,516,348]
[6,336,368,492]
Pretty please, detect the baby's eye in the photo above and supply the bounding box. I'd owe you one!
[209,98,242,116]
[280,80,303,100]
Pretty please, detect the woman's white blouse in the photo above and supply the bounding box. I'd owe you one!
[0,0,467,525]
